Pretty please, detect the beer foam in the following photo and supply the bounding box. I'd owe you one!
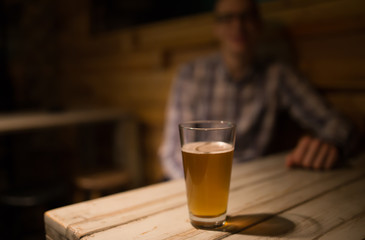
[182,141,233,154]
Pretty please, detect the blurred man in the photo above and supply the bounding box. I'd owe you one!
[159,0,356,179]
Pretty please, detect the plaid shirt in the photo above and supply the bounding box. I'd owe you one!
[159,53,354,179]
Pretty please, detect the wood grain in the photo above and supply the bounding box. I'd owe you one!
[44,153,365,240]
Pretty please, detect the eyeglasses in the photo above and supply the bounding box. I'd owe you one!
[215,12,257,24]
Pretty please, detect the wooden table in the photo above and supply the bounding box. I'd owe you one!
[45,152,365,240]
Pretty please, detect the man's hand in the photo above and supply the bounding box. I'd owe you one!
[286,136,339,170]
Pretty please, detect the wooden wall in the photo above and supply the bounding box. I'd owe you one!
[57,0,365,183]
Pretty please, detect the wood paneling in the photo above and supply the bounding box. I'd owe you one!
[58,0,365,182]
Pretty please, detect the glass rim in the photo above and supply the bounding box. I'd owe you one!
[179,120,235,131]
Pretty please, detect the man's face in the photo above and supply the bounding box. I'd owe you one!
[214,0,260,57]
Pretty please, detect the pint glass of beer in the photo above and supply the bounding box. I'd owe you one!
[179,121,236,228]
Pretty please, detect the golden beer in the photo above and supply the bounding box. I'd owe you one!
[182,141,234,218]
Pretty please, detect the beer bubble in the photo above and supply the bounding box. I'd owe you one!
[183,141,233,154]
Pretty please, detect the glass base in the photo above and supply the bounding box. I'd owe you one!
[189,213,227,229]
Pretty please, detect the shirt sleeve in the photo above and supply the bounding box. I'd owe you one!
[277,64,356,157]
[158,63,196,179]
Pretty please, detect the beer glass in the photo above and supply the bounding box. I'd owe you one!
[179,120,236,228]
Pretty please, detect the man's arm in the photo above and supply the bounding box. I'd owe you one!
[277,65,356,169]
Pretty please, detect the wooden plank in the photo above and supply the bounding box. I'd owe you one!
[77,155,365,239]
[295,33,365,60]
[62,69,174,87]
[318,212,365,240]
[261,0,365,26]
[45,153,287,240]
[311,78,365,91]
[227,159,365,217]
[163,155,365,239]
[82,72,171,101]
[169,45,218,68]
[229,152,288,186]
[59,30,137,57]
[59,69,174,109]
[300,58,365,91]
[60,50,165,72]
[0,110,126,133]
[128,107,166,127]
[289,15,365,37]
[45,180,186,240]
[81,205,192,240]
[91,31,138,53]
[135,14,215,50]
[225,177,365,239]
[45,225,68,240]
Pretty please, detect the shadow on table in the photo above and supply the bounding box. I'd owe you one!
[214,213,296,237]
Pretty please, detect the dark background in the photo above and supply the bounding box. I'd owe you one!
[91,0,216,32]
